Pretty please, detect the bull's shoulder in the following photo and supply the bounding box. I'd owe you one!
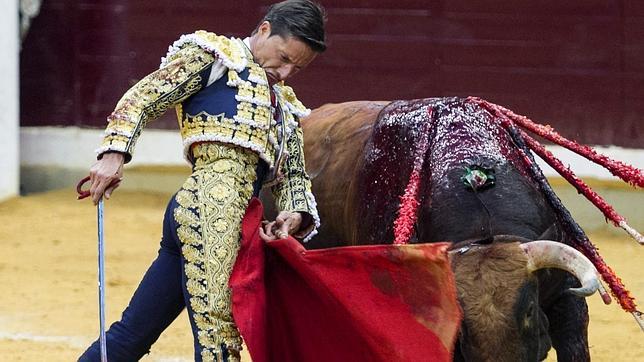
[302,101,389,127]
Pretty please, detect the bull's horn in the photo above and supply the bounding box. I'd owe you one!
[520,240,611,303]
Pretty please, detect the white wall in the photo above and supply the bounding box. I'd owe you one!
[0,0,20,201]
[19,127,644,178]
[20,127,186,168]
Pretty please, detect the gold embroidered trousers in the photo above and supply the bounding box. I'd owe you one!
[175,142,259,361]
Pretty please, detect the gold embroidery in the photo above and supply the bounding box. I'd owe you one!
[175,103,183,124]
[237,81,271,106]
[227,67,272,127]
[272,125,315,214]
[174,143,258,360]
[234,100,271,126]
[247,61,269,84]
[100,45,214,159]
[193,31,246,69]
[274,82,310,117]
[182,112,277,164]
[227,69,241,84]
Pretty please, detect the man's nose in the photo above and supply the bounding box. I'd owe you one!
[277,64,297,81]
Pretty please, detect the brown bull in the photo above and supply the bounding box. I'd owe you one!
[262,98,609,361]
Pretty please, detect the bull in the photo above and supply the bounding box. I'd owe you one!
[267,97,638,361]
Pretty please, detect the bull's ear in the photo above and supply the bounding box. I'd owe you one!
[536,223,561,241]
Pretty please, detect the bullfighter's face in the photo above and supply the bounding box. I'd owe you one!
[250,21,317,85]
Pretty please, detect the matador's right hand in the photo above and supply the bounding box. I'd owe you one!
[89,152,125,205]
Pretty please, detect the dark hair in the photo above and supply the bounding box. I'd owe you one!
[256,0,327,53]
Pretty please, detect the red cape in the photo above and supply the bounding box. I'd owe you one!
[231,198,462,362]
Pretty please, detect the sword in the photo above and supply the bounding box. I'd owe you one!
[77,176,111,362]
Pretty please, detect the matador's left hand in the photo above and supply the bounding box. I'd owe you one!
[259,211,303,241]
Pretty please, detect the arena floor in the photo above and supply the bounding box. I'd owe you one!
[0,189,642,361]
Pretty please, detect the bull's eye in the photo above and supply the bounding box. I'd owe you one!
[523,302,535,329]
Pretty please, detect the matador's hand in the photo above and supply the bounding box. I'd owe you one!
[89,152,124,205]
[259,211,303,241]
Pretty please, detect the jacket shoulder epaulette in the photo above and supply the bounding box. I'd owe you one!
[275,83,311,118]
[160,30,247,72]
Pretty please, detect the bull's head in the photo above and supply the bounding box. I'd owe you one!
[449,239,605,361]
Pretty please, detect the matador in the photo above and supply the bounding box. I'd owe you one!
[79,1,326,361]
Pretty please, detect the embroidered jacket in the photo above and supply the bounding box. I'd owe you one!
[97,31,320,240]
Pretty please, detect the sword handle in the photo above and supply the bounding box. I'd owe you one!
[76,176,91,200]
[76,176,120,200]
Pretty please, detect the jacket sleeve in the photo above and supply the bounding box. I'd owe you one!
[96,44,217,162]
[271,122,321,242]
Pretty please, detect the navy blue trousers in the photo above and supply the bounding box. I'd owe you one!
[78,196,232,361]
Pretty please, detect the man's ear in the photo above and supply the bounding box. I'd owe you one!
[258,21,272,36]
